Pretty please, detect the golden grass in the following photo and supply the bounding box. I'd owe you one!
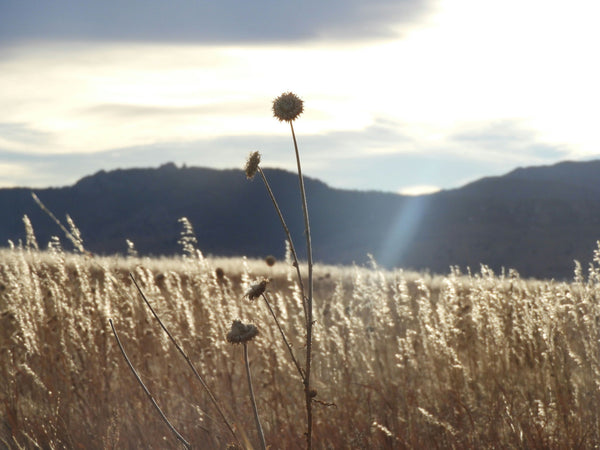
[1,246,600,449]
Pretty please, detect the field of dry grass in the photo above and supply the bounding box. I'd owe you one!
[2,237,600,449]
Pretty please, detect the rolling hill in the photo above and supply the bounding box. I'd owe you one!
[1,160,600,279]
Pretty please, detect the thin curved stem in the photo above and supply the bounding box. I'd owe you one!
[257,166,308,324]
[109,319,191,449]
[244,343,266,450]
[261,292,305,382]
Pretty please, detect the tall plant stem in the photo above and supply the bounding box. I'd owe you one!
[290,121,314,449]
[244,343,267,450]
[257,166,308,324]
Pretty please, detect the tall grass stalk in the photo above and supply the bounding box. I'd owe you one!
[109,319,191,449]
[31,192,85,254]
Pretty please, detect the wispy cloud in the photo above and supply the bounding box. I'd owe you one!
[450,120,572,162]
[82,101,265,119]
[0,116,575,192]
[0,123,55,150]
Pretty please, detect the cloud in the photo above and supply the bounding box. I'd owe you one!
[0,116,574,193]
[0,0,435,45]
[450,120,572,162]
[82,101,265,119]
[0,123,54,149]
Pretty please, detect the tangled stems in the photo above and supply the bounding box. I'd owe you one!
[130,274,239,444]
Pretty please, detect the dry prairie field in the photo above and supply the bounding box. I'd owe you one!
[2,238,600,449]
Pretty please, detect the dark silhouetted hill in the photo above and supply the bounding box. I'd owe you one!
[1,160,600,280]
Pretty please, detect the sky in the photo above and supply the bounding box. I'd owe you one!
[1,0,600,195]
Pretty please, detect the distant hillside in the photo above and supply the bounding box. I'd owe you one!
[1,160,600,279]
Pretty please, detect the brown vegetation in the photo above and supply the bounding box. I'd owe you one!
[1,242,600,448]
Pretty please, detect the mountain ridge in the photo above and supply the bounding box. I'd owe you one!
[1,159,599,280]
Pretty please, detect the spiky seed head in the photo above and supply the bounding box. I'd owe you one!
[272,92,304,122]
[244,279,269,301]
[265,255,276,267]
[226,320,259,344]
[244,151,261,179]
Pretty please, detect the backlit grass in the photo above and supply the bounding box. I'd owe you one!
[1,240,600,448]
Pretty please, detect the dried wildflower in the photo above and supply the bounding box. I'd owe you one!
[272,92,304,122]
[226,320,259,344]
[244,279,269,301]
[245,151,261,179]
[265,255,276,267]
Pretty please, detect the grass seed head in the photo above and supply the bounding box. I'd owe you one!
[272,92,304,122]
[226,320,259,344]
[244,151,261,179]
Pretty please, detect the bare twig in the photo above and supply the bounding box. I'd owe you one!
[109,319,191,449]
[129,274,239,443]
